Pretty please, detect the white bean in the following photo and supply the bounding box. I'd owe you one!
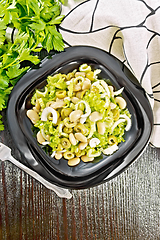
[73,84,81,92]
[115,97,126,109]
[50,100,65,109]
[97,122,106,135]
[81,155,94,162]
[68,157,80,166]
[82,78,91,90]
[69,133,77,146]
[55,152,63,160]
[71,97,80,104]
[89,111,102,122]
[69,110,83,122]
[37,131,45,144]
[75,133,87,143]
[27,109,39,124]
[78,142,88,150]
[33,99,41,112]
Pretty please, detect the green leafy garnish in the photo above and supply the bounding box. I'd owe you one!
[0,0,65,130]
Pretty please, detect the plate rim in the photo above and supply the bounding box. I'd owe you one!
[7,45,154,189]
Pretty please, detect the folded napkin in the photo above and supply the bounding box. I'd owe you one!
[60,0,160,148]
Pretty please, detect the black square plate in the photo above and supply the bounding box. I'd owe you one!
[7,46,153,189]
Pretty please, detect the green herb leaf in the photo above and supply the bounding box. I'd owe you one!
[29,19,46,31]
[0,0,65,130]
[0,77,9,90]
[0,19,6,45]
[6,64,29,79]
[0,91,7,111]
[0,115,4,131]
[48,15,65,25]
[19,49,40,64]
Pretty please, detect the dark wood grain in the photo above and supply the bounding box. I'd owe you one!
[2,162,11,240]
[0,137,159,240]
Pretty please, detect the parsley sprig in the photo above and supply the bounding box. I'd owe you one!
[0,0,65,130]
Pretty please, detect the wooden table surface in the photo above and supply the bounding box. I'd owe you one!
[0,116,159,240]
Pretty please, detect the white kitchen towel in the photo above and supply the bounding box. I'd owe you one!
[59,0,160,148]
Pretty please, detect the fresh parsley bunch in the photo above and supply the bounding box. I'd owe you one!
[0,0,65,130]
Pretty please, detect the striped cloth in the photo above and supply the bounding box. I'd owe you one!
[59,0,160,148]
